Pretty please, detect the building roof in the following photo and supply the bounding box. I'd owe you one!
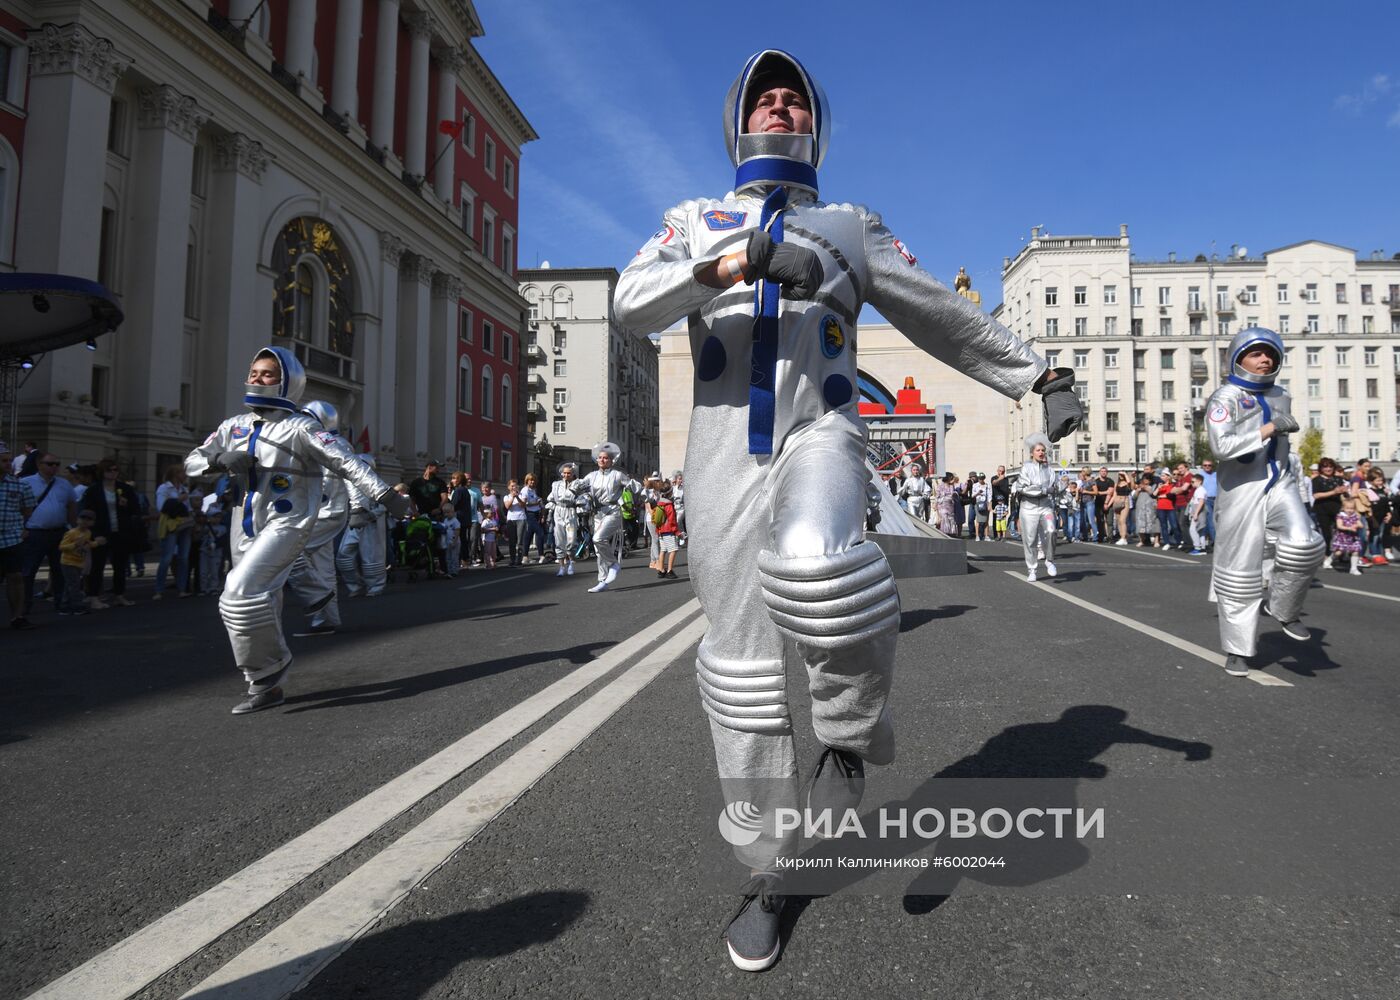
[1262,240,1357,257]
[518,267,622,283]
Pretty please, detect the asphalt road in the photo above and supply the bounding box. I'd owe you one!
[4,539,1398,999]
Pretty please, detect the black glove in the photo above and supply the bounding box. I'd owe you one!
[1269,411,1299,435]
[745,229,824,300]
[379,489,411,520]
[218,450,254,475]
[1033,367,1086,443]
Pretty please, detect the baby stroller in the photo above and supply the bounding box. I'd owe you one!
[394,514,440,580]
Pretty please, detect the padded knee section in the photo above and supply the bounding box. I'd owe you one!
[1212,566,1263,602]
[757,542,900,650]
[696,648,790,735]
[1274,535,1325,574]
[219,590,278,633]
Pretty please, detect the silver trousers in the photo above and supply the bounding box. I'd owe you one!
[289,532,341,628]
[336,519,387,597]
[1019,499,1056,571]
[592,510,623,582]
[219,521,307,687]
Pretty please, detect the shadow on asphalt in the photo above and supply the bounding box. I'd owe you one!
[280,641,616,713]
[778,705,1213,931]
[184,890,591,1000]
[1258,626,1341,679]
[900,606,976,632]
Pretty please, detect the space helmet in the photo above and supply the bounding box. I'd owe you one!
[302,399,340,434]
[1226,326,1283,392]
[243,346,306,413]
[723,49,830,198]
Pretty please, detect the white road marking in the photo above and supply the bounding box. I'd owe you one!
[1003,571,1293,687]
[1001,538,1201,565]
[1314,581,1400,604]
[25,598,704,1000]
[179,613,710,1000]
[456,572,527,590]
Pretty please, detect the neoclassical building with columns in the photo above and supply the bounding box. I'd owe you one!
[0,0,534,487]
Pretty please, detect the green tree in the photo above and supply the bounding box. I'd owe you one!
[1298,427,1324,470]
[1161,443,1189,469]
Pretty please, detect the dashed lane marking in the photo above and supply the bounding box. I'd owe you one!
[179,613,710,999]
[1001,538,1201,565]
[1314,581,1400,604]
[25,598,704,1000]
[1003,570,1293,687]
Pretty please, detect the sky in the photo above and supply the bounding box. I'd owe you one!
[475,0,1400,312]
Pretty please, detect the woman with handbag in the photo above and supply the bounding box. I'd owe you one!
[82,458,140,608]
[153,465,194,599]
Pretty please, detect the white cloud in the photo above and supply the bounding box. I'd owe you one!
[1334,72,1394,116]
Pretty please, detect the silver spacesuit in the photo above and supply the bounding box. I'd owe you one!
[286,401,350,631]
[185,348,397,706]
[1012,434,1062,580]
[546,463,580,574]
[1206,328,1324,660]
[335,456,388,598]
[570,442,629,592]
[614,49,1047,869]
[898,465,932,521]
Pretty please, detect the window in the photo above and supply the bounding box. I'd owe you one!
[1189,318,1202,337]
[1161,350,1175,369]
[1369,442,1382,461]
[1103,285,1117,305]
[553,416,566,434]
[1337,315,1349,335]
[1339,441,1352,461]
[1074,286,1087,305]
[1045,350,1060,368]
[107,98,129,156]
[1073,349,1089,369]
[1277,283,1289,304]
[1367,410,1380,430]
[553,329,567,351]
[184,240,200,319]
[457,357,472,412]
[480,446,491,479]
[484,136,496,177]
[1309,411,1322,429]
[1361,284,1373,305]
[500,450,512,483]
[1339,411,1351,431]
[502,333,512,363]
[459,306,473,343]
[90,365,110,413]
[553,388,567,406]
[554,359,567,377]
[1045,287,1058,306]
[1188,286,1202,309]
[482,320,494,354]
[1335,347,1350,366]
[1278,315,1290,334]
[1137,445,1148,463]
[1106,411,1119,430]
[1163,413,1176,432]
[1131,286,1142,307]
[1159,318,1172,337]
[459,441,472,473]
[1077,443,1091,463]
[481,366,494,419]
[293,262,314,341]
[1105,381,1119,401]
[1134,350,1146,370]
[1162,382,1175,401]
[191,144,207,198]
[459,183,475,238]
[1216,285,1230,309]
[1304,282,1318,303]
[1336,282,1347,304]
[552,288,571,320]
[1045,318,1058,337]
[1366,378,1378,398]
[1307,378,1320,398]
[1244,285,1258,305]
[1132,318,1143,337]
[1104,316,1117,336]
[481,206,496,264]
[1074,383,1088,403]
[1190,382,1204,402]
[1364,347,1378,366]
[1106,444,1120,463]
[1306,347,1320,366]
[1305,315,1319,333]
[1338,378,1349,398]
[502,226,515,274]
[97,206,117,288]
[1134,381,1146,401]
[1104,349,1119,369]
[1362,315,1374,334]
[461,112,476,154]
[504,159,515,197]
[501,375,512,426]
[1158,287,1171,306]
[1074,317,1088,336]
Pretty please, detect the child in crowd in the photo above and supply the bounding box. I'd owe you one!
[1331,495,1364,575]
[654,484,680,579]
[439,502,462,578]
[1186,473,1208,554]
[59,510,103,615]
[991,498,1009,540]
[480,512,499,569]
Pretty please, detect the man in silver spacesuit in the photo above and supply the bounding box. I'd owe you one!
[1206,327,1324,677]
[897,462,932,522]
[1012,433,1062,582]
[546,461,580,578]
[569,442,628,593]
[186,348,408,713]
[287,400,350,637]
[336,454,388,598]
[614,49,1073,971]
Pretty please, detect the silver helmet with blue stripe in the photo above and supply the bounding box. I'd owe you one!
[302,399,340,434]
[244,346,306,412]
[1227,326,1283,392]
[723,50,830,197]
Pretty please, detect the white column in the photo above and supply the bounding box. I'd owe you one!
[370,0,400,151]
[396,256,434,457]
[375,232,406,465]
[429,272,463,462]
[331,0,364,120]
[116,86,207,435]
[204,134,270,426]
[284,0,317,81]
[403,11,434,178]
[229,0,260,22]
[432,48,464,201]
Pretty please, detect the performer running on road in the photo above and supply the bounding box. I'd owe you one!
[570,442,629,593]
[547,462,581,578]
[614,48,1081,971]
[1012,432,1062,582]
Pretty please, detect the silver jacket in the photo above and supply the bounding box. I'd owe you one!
[1012,461,1061,506]
[546,479,580,527]
[570,468,629,515]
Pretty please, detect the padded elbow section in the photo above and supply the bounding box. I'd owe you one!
[1273,536,1325,574]
[757,542,900,650]
[1212,566,1263,602]
[696,649,790,735]
[219,590,279,633]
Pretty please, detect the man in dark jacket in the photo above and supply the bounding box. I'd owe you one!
[82,458,142,607]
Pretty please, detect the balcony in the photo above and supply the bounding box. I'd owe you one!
[526,372,546,392]
[1215,299,1235,315]
[526,400,545,419]
[1186,299,1206,316]
[525,343,546,365]
[1387,297,1400,314]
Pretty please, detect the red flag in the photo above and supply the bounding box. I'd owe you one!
[357,425,371,453]
[438,118,465,138]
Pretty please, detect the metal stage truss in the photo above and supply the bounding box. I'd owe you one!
[864,405,955,481]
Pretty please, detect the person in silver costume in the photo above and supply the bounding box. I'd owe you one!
[185,348,408,713]
[613,48,1071,971]
[1012,433,1062,582]
[897,462,932,521]
[1206,327,1324,677]
[286,400,349,637]
[569,442,629,593]
[546,461,580,578]
[336,453,388,598]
